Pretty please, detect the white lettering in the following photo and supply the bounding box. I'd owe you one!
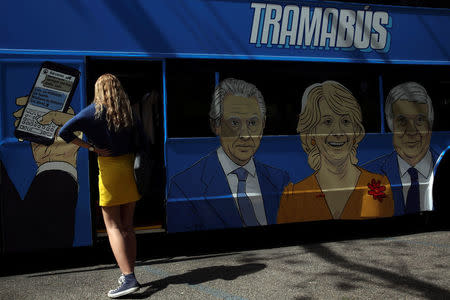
[371,11,389,50]
[336,9,356,48]
[261,4,283,45]
[298,7,322,47]
[249,2,391,52]
[250,3,266,43]
[320,8,339,47]
[279,5,300,46]
[354,10,372,49]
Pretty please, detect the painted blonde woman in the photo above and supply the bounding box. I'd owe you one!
[277,81,394,223]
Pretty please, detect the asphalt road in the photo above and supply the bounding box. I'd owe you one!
[1,216,449,299]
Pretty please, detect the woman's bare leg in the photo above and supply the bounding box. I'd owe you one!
[120,201,137,272]
[102,205,134,275]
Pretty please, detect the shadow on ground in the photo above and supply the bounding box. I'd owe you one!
[0,213,448,277]
[122,263,266,299]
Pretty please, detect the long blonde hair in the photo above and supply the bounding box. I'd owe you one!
[298,81,365,170]
[93,74,133,131]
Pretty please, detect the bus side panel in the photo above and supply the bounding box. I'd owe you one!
[166,133,450,233]
[2,1,450,64]
[0,57,92,252]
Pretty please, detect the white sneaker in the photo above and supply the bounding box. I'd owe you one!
[118,274,125,285]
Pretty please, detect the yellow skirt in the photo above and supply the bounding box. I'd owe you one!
[97,153,141,207]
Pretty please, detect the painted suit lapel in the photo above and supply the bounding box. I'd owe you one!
[384,151,405,215]
[255,161,279,224]
[200,151,243,227]
[431,147,439,168]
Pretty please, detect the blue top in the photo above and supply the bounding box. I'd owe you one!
[59,103,134,156]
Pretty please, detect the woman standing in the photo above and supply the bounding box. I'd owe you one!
[277,81,394,223]
[59,74,141,298]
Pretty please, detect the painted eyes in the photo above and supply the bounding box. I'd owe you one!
[226,117,260,131]
[395,115,427,127]
[323,118,333,126]
[247,118,259,127]
[341,118,352,126]
[230,119,240,128]
[321,117,352,127]
[396,116,407,127]
[416,115,426,126]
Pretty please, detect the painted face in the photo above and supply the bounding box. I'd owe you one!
[216,95,264,166]
[313,99,357,166]
[392,100,431,165]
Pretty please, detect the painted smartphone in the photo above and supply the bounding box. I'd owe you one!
[14,61,80,145]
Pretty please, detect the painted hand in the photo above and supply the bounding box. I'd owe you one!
[13,96,81,168]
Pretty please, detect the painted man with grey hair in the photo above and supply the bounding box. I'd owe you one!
[168,78,289,232]
[364,82,439,215]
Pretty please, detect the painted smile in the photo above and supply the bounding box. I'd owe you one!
[328,141,345,147]
[406,141,420,147]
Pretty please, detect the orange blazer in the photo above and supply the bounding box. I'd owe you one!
[277,167,394,223]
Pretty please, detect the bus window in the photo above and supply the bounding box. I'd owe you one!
[381,64,450,132]
[165,59,392,233]
[216,60,382,135]
[166,59,216,138]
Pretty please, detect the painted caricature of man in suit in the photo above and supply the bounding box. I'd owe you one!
[167,78,289,232]
[364,82,438,216]
[1,96,79,252]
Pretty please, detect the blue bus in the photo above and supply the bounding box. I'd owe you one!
[1,0,449,253]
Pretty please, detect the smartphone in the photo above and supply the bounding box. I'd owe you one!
[15,61,80,145]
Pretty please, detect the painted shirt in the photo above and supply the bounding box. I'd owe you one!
[217,147,267,226]
[397,150,434,211]
[277,167,394,223]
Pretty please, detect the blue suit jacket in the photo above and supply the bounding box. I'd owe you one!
[167,151,290,232]
[363,148,439,216]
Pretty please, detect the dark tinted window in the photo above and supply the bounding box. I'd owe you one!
[166,59,381,137]
[381,64,450,132]
[86,59,162,106]
[166,60,216,138]
[217,60,381,136]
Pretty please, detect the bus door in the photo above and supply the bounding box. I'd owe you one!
[85,58,166,237]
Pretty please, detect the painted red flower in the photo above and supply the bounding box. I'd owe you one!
[367,179,386,201]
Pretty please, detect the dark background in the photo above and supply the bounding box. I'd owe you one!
[166,59,450,138]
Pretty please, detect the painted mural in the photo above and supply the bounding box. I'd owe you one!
[166,78,441,232]
[0,62,89,252]
[277,81,394,223]
[167,78,290,232]
[1,0,449,251]
[363,82,437,216]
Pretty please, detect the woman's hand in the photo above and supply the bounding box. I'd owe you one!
[94,147,112,156]
[66,137,111,156]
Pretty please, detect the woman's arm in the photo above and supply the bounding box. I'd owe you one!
[69,137,111,156]
[59,105,111,156]
[59,105,91,143]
